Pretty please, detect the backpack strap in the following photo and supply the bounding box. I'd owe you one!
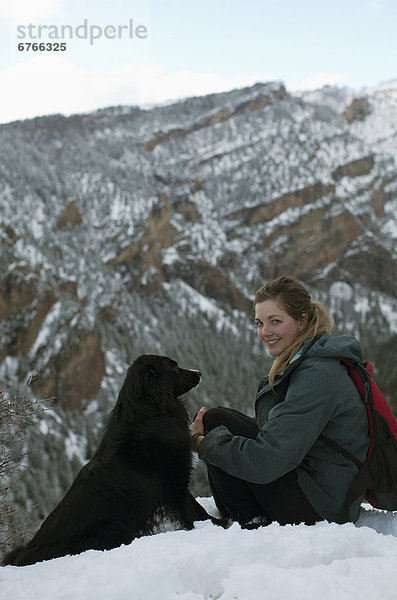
[319,358,369,470]
[319,433,364,469]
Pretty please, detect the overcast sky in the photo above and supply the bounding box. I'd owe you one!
[0,0,396,124]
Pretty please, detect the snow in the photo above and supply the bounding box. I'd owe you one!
[329,281,354,302]
[2,499,397,600]
[64,431,86,463]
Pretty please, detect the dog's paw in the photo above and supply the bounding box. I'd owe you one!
[210,515,232,528]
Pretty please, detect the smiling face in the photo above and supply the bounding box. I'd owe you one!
[254,298,308,357]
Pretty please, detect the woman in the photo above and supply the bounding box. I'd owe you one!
[190,275,369,527]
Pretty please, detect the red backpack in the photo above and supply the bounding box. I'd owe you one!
[320,358,397,512]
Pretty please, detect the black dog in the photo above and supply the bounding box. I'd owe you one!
[3,355,217,566]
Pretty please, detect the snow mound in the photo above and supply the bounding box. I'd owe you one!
[1,500,397,600]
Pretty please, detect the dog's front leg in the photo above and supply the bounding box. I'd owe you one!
[178,493,227,529]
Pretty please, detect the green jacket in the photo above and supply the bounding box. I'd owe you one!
[198,334,370,523]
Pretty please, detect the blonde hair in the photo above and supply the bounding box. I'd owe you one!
[254,275,334,386]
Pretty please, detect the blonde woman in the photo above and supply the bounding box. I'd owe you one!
[190,276,369,527]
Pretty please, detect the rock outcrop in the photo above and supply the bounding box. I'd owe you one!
[145,84,287,151]
[343,97,371,123]
[332,155,374,179]
[56,200,83,228]
[32,329,106,409]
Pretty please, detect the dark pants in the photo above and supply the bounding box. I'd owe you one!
[202,407,321,527]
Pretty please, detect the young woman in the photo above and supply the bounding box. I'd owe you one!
[190,276,370,527]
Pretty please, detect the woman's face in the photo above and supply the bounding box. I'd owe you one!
[254,298,307,356]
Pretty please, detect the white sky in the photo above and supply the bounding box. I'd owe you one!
[0,0,396,124]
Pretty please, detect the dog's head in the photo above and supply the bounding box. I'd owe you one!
[117,355,201,418]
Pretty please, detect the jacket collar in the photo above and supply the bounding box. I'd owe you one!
[255,335,322,399]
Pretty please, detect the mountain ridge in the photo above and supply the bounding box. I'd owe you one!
[0,78,396,409]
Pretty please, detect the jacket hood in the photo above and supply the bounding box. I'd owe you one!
[300,334,363,363]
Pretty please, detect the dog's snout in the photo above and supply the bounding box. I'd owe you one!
[186,368,201,378]
[192,370,202,383]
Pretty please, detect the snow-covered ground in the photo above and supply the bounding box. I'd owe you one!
[2,499,397,600]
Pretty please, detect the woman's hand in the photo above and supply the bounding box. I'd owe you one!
[189,407,206,451]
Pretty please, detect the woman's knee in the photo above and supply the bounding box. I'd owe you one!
[203,407,259,438]
[203,407,228,432]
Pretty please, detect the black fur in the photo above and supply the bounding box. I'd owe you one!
[2,355,216,566]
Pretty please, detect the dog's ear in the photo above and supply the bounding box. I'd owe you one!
[115,368,141,421]
[116,362,172,419]
[140,367,172,412]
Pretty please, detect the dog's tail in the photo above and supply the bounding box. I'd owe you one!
[1,539,54,567]
[1,541,56,567]
[1,544,27,567]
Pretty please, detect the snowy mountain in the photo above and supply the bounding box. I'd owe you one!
[1,79,397,531]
